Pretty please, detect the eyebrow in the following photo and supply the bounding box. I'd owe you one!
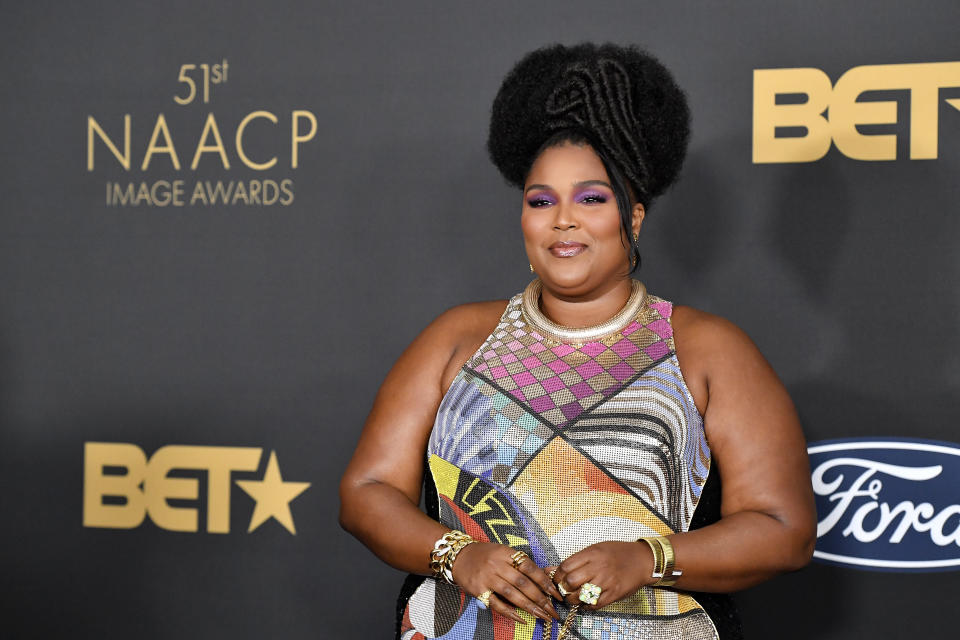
[524,179,613,194]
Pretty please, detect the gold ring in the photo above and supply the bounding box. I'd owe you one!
[477,590,492,609]
[579,582,602,605]
[556,582,572,597]
[510,550,529,569]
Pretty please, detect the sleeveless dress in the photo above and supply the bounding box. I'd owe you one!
[397,284,742,639]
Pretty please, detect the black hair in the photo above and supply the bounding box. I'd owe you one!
[487,43,691,272]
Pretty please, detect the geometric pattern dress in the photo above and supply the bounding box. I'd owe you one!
[398,283,728,639]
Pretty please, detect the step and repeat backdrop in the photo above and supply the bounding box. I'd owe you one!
[3,1,958,638]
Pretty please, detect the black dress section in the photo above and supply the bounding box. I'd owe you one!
[686,464,745,639]
[395,465,439,639]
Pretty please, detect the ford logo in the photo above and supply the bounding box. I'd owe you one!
[808,438,960,572]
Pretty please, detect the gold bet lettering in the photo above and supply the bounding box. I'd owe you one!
[83,442,261,533]
[753,62,960,163]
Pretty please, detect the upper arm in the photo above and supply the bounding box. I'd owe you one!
[340,301,506,506]
[673,307,815,528]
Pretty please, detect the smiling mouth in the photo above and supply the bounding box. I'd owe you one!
[549,242,587,258]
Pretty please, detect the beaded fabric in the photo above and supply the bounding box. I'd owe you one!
[397,283,740,639]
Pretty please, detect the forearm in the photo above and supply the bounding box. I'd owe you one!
[339,479,448,575]
[666,510,815,593]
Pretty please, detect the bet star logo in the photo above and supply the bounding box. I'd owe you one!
[237,451,310,534]
[83,442,311,534]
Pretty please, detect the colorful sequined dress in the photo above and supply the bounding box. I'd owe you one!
[397,281,742,639]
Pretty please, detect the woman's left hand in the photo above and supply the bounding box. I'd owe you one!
[547,541,654,610]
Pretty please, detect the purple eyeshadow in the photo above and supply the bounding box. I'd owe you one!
[575,189,608,203]
[527,193,557,207]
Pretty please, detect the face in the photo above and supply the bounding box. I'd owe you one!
[521,142,644,297]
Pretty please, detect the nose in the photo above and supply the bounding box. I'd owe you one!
[552,200,578,230]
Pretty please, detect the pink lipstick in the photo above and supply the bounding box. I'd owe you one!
[549,241,586,258]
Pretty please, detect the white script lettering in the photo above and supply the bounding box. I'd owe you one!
[812,457,960,547]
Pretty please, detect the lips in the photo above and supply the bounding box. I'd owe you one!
[549,241,587,258]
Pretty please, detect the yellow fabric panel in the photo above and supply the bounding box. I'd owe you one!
[510,437,672,538]
[429,454,460,500]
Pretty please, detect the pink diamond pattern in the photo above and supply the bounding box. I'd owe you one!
[609,361,635,381]
[529,395,556,412]
[649,301,672,318]
[610,337,639,358]
[644,342,669,360]
[646,319,673,340]
[547,359,570,374]
[521,355,542,369]
[467,293,676,428]
[581,342,606,357]
[575,360,603,379]
[513,371,536,387]
[542,376,565,393]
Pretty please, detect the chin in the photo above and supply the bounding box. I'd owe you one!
[539,270,595,293]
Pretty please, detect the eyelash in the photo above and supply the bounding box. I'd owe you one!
[526,194,607,207]
[527,197,555,208]
[579,194,607,204]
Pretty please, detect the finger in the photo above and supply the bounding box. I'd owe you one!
[552,553,590,593]
[494,577,556,623]
[548,568,573,600]
[560,567,597,606]
[518,560,564,602]
[487,592,526,624]
[558,551,591,573]
[554,569,596,607]
[553,564,579,602]
[562,566,592,590]
[510,568,560,619]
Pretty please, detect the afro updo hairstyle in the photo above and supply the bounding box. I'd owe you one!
[487,43,691,273]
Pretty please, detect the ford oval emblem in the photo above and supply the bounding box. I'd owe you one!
[808,438,960,572]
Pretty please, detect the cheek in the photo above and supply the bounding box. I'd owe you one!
[520,210,544,243]
[588,209,624,242]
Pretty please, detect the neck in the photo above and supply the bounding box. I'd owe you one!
[538,278,634,328]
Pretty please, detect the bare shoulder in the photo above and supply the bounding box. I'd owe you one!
[670,304,777,415]
[433,299,510,337]
[671,305,757,355]
[409,299,506,349]
[433,299,510,391]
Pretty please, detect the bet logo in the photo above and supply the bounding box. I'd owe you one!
[753,61,960,163]
[83,442,310,534]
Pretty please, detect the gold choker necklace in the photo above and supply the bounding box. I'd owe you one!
[521,279,647,347]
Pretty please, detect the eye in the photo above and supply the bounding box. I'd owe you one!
[526,196,555,208]
[577,191,608,204]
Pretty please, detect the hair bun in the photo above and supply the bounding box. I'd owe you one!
[487,43,691,207]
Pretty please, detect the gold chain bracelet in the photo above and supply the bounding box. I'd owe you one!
[429,530,476,585]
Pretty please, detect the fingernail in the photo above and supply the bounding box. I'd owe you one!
[533,606,551,621]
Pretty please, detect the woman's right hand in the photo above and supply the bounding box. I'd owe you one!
[451,542,562,624]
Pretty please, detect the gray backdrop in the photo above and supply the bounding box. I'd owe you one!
[2,1,958,638]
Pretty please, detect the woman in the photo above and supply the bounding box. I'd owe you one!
[340,43,816,639]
